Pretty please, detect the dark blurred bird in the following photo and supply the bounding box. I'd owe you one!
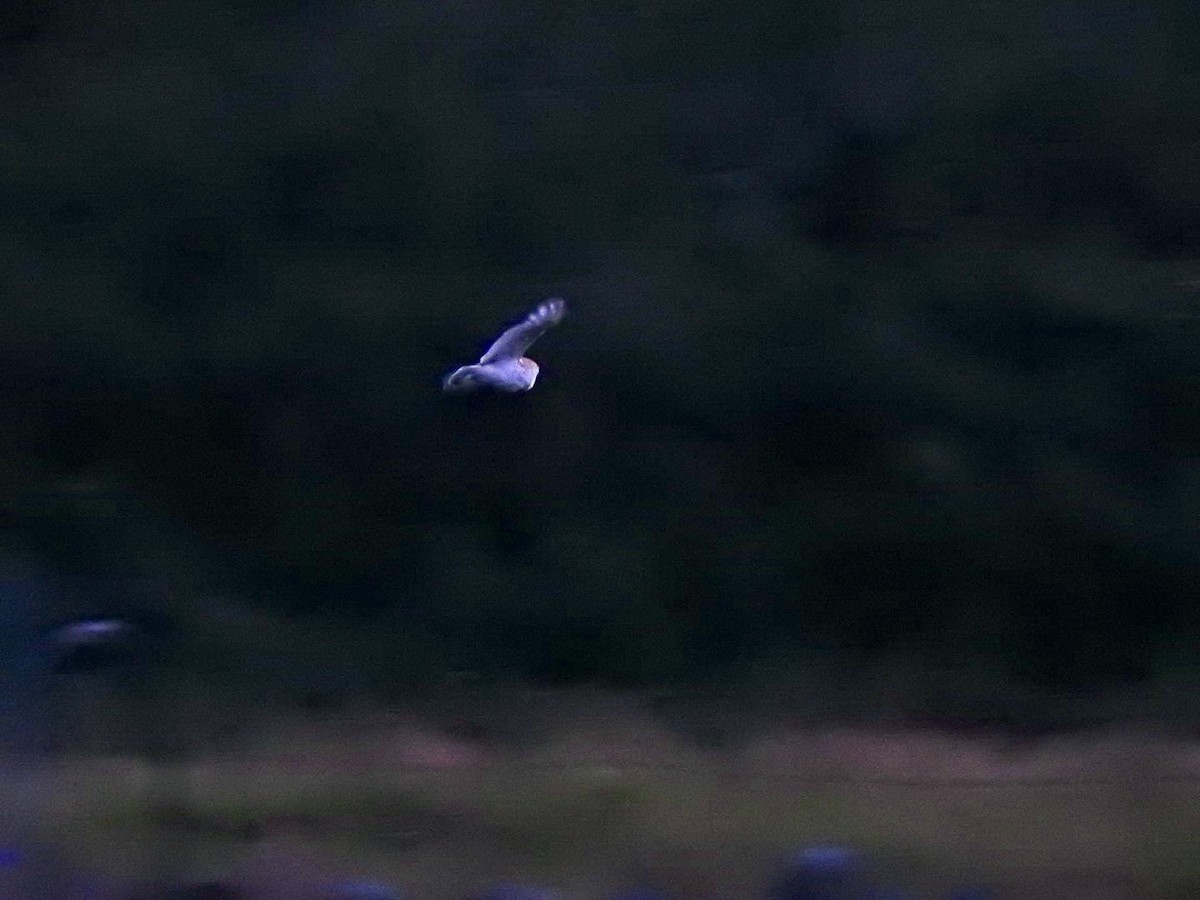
[52,617,137,646]
[46,612,171,673]
[443,298,567,393]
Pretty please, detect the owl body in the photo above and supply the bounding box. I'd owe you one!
[443,357,539,393]
[442,299,565,394]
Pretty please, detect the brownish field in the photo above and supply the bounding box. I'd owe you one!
[20,689,1200,900]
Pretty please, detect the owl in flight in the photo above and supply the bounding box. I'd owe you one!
[442,297,567,394]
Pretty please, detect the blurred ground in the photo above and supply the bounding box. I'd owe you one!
[17,689,1200,900]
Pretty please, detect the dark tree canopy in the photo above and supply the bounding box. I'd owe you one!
[2,0,1197,705]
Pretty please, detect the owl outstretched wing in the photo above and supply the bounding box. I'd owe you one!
[478,298,567,364]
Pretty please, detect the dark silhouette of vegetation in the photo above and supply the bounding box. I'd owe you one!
[1,0,1197,710]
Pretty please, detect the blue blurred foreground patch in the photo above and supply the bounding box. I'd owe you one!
[770,844,868,900]
[322,880,404,900]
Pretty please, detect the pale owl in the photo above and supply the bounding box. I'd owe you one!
[442,297,567,394]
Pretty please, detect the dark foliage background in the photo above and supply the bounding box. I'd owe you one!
[2,0,1198,712]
